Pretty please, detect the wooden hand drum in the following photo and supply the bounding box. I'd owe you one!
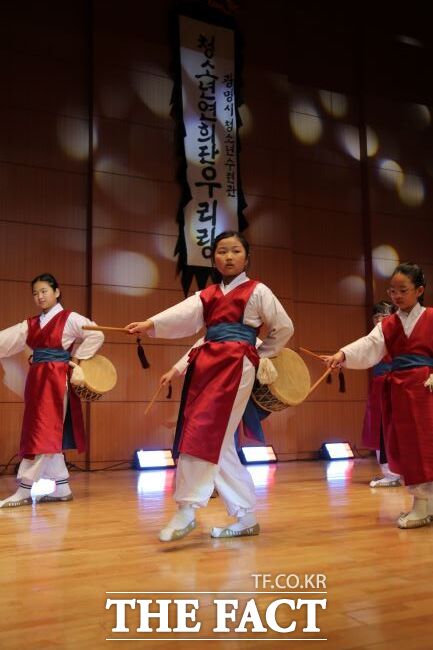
[72,354,117,402]
[252,348,310,412]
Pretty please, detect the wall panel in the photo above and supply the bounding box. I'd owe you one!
[0,163,87,229]
[0,108,88,173]
[292,160,362,213]
[0,223,87,284]
[93,116,175,181]
[89,402,180,462]
[241,144,291,200]
[293,254,366,305]
[292,206,363,258]
[93,172,179,235]
[243,197,292,247]
[293,303,366,352]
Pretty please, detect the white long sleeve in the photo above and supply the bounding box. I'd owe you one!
[150,294,204,339]
[0,321,29,358]
[149,273,293,357]
[246,285,293,358]
[341,324,386,369]
[341,303,426,370]
[0,307,104,360]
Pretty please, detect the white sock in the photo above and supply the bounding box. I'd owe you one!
[217,512,257,533]
[380,463,400,480]
[370,473,401,487]
[0,482,32,506]
[159,505,195,542]
[164,505,195,529]
[405,496,428,521]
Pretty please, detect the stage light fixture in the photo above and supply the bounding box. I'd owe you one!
[238,445,277,465]
[133,449,175,470]
[319,442,354,460]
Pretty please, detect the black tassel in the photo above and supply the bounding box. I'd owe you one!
[326,372,332,384]
[338,369,346,393]
[166,383,172,399]
[136,337,150,369]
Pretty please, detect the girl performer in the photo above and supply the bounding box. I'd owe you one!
[323,263,433,528]
[0,273,104,508]
[363,301,401,488]
[126,231,293,541]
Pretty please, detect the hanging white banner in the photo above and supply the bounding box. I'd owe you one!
[179,15,239,267]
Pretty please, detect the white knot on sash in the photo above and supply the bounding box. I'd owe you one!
[256,358,278,385]
[424,374,433,392]
[69,362,86,387]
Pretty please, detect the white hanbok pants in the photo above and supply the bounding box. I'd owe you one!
[174,357,256,517]
[409,482,433,498]
[17,453,69,484]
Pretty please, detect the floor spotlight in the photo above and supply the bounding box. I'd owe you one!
[319,442,354,460]
[238,445,277,465]
[133,449,175,470]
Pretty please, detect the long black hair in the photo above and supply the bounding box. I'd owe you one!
[391,262,426,305]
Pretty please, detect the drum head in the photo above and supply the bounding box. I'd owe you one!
[79,355,117,394]
[267,348,310,406]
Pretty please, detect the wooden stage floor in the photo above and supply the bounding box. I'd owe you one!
[1,457,433,649]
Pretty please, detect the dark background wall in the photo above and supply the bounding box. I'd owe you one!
[0,0,432,468]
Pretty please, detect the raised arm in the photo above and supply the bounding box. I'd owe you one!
[322,323,386,370]
[126,293,204,340]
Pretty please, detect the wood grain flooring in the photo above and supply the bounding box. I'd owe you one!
[0,458,432,649]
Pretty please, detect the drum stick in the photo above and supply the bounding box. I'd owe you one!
[299,347,324,362]
[144,384,164,416]
[308,367,333,395]
[82,325,130,334]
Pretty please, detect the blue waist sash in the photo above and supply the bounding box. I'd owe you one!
[373,361,392,377]
[391,354,433,372]
[32,348,71,364]
[205,322,256,345]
